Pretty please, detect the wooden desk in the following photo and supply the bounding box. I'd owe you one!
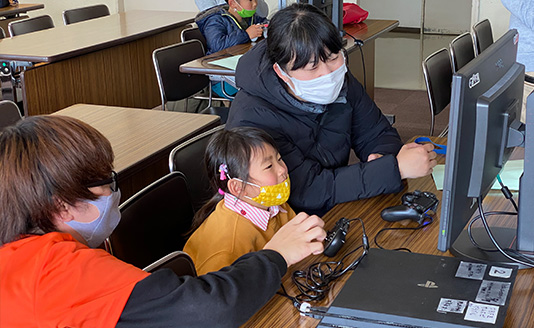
[0,3,43,18]
[0,3,44,36]
[52,104,220,202]
[179,19,399,100]
[243,137,534,327]
[0,10,196,116]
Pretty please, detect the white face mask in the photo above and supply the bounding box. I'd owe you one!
[65,190,121,248]
[276,56,347,105]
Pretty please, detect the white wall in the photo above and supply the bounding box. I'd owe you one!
[472,0,510,40]
[121,0,197,12]
[21,0,119,26]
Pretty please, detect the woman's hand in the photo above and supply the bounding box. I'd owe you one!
[396,143,437,179]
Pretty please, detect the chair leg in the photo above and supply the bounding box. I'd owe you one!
[430,116,435,136]
[208,83,214,108]
[438,124,449,138]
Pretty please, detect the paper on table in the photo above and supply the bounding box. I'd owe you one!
[432,159,524,191]
[208,55,243,70]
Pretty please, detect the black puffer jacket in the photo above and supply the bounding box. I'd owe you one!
[226,41,404,215]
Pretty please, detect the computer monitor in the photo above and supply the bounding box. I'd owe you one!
[438,29,533,265]
[288,0,343,37]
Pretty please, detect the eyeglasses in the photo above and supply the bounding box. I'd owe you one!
[86,171,118,192]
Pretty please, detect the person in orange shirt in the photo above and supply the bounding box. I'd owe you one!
[184,127,308,275]
[0,116,326,328]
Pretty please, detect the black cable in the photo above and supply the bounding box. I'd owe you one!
[374,216,434,252]
[475,196,534,267]
[344,31,366,92]
[278,218,369,303]
[496,175,519,212]
[467,211,517,252]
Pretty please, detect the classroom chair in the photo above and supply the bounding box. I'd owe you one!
[8,15,54,37]
[143,251,197,277]
[62,4,110,25]
[152,40,229,122]
[422,48,452,137]
[0,100,22,132]
[105,171,195,270]
[169,125,225,212]
[0,26,5,39]
[472,19,493,56]
[449,32,475,73]
[181,26,208,52]
[180,26,229,106]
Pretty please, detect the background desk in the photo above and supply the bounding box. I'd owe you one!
[0,3,44,37]
[179,19,399,100]
[52,104,220,202]
[243,137,534,327]
[0,10,195,116]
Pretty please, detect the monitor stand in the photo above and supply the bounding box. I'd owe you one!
[451,227,532,269]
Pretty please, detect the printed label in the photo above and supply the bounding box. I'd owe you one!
[464,302,499,324]
[489,266,513,279]
[456,261,487,280]
[476,280,511,306]
[437,298,468,314]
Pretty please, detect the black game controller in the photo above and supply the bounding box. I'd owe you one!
[381,190,439,224]
[323,217,350,257]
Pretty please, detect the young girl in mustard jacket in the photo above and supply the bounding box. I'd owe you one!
[184,127,297,275]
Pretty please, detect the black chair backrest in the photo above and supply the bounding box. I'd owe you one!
[152,40,210,109]
[422,48,452,136]
[108,171,195,269]
[0,100,22,132]
[143,251,197,277]
[63,4,110,25]
[8,15,54,37]
[181,26,208,52]
[169,125,224,212]
[0,27,5,39]
[473,19,494,55]
[449,32,475,73]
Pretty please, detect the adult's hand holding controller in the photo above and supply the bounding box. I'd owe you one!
[396,143,437,179]
[263,212,326,267]
[381,190,439,225]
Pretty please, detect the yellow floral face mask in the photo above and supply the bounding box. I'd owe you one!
[242,177,291,207]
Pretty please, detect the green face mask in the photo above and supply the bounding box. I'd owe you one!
[235,2,256,18]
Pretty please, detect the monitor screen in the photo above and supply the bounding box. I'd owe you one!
[438,29,525,262]
[298,0,343,35]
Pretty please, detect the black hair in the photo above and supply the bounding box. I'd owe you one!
[266,3,343,71]
[191,127,279,232]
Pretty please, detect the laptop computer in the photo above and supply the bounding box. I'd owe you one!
[318,248,517,328]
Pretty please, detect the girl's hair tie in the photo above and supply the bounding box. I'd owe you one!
[219,163,228,181]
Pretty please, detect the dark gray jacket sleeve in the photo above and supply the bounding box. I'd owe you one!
[116,250,287,328]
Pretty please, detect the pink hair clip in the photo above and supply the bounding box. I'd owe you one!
[219,163,228,181]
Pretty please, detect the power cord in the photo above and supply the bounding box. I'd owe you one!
[277,218,369,306]
[344,31,366,92]
[472,197,534,267]
[466,175,534,267]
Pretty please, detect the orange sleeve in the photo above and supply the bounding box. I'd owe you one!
[34,235,149,327]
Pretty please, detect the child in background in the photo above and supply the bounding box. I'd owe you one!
[184,127,297,275]
[195,0,267,55]
[194,0,267,97]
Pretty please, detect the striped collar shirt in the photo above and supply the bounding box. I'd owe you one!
[223,193,287,231]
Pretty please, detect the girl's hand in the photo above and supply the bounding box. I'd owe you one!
[263,212,326,267]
